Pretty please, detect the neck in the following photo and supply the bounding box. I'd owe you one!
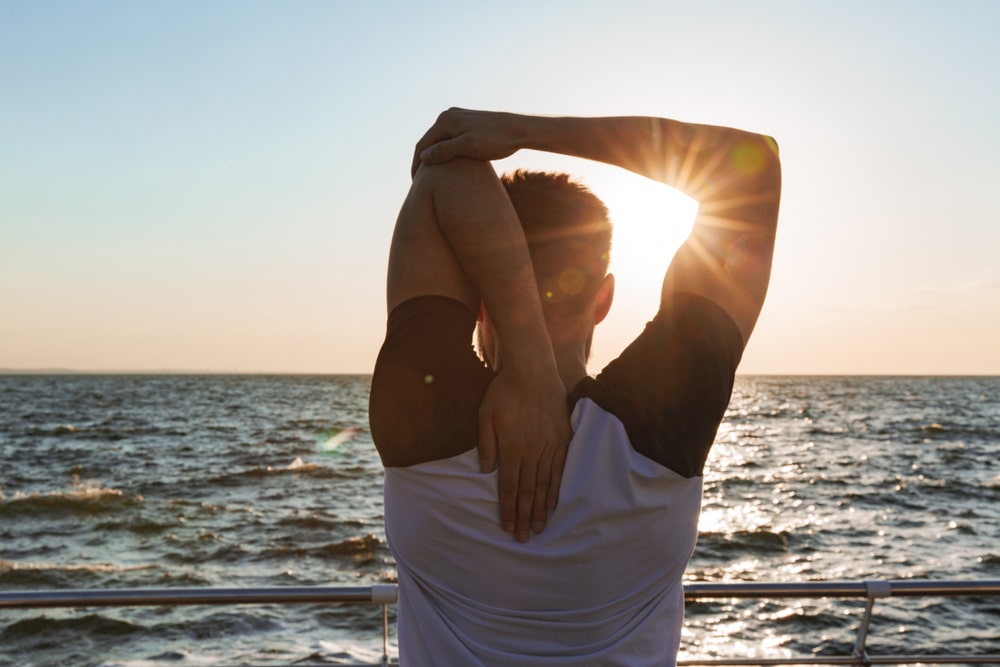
[553,344,589,392]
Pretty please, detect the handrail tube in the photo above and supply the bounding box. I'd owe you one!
[3,580,997,610]
[682,579,1000,599]
[678,657,1000,666]
[3,580,997,667]
[0,585,394,609]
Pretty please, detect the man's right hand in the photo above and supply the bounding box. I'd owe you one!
[411,108,525,177]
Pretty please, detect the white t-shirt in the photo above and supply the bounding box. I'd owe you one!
[385,397,703,665]
[371,293,743,666]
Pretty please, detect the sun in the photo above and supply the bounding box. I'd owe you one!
[492,155,700,370]
[592,167,698,310]
[581,165,699,369]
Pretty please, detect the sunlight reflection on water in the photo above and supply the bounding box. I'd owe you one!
[1,375,997,664]
[682,376,999,660]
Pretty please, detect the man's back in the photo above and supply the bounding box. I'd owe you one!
[385,397,700,665]
[372,109,780,664]
[375,291,745,665]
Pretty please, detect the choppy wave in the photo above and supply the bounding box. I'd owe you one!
[0,559,163,589]
[0,477,141,517]
[2,613,146,641]
[256,533,385,562]
[1,374,997,665]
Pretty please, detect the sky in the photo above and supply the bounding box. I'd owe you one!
[2,0,998,375]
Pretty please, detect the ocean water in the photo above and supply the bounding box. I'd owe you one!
[0,374,997,665]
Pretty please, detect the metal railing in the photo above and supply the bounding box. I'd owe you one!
[680,579,1000,666]
[1,579,997,665]
[0,584,399,667]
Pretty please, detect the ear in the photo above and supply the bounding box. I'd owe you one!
[594,274,615,325]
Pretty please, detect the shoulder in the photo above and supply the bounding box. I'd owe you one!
[370,296,494,467]
[569,293,743,477]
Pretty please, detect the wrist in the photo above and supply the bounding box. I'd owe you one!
[514,113,550,153]
[497,346,561,385]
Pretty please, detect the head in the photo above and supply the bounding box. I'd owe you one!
[478,170,615,369]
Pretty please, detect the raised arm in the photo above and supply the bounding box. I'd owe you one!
[415,109,781,344]
[380,156,570,542]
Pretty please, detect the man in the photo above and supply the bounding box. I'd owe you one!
[369,109,781,665]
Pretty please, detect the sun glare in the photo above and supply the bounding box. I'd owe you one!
[579,167,699,370]
[594,169,698,310]
[493,155,700,371]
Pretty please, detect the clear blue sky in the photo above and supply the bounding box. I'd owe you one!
[2,0,998,373]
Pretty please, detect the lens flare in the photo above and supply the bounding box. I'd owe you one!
[316,426,359,455]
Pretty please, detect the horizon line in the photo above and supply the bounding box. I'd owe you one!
[2,369,998,378]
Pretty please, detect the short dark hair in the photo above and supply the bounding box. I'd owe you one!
[501,170,612,313]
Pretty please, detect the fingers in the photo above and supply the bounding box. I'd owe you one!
[411,107,514,176]
[494,435,545,543]
[411,108,465,178]
[502,447,553,543]
[474,362,569,544]
[514,460,537,543]
[546,442,567,511]
[411,127,444,177]
[418,138,460,168]
[498,456,518,536]
[411,128,446,177]
[477,411,497,474]
[531,454,552,535]
[412,134,461,177]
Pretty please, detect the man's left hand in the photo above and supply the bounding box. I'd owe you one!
[478,366,570,543]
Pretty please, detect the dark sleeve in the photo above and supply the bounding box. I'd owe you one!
[368,295,495,467]
[569,293,744,478]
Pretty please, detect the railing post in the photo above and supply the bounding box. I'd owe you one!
[381,602,389,667]
[371,584,397,667]
[853,580,891,666]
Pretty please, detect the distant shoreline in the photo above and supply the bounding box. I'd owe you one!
[2,369,998,378]
[0,369,374,376]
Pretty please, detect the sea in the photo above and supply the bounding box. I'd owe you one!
[0,374,997,666]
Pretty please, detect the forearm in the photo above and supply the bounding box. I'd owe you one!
[415,159,568,539]
[413,108,782,341]
[421,158,556,373]
[391,139,571,541]
[417,109,779,232]
[515,114,779,203]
